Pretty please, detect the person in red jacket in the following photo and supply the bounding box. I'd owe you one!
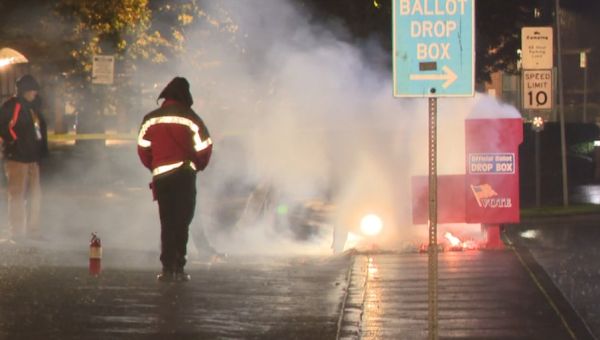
[137,77,212,282]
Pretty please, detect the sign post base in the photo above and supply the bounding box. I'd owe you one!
[483,224,504,250]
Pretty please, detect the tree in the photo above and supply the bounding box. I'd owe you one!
[475,0,550,82]
[45,0,238,132]
[49,0,177,132]
[54,0,169,78]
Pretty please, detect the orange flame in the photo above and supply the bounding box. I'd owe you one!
[444,232,461,247]
[418,232,481,253]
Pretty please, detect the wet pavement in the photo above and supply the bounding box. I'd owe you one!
[0,233,598,339]
[339,250,591,340]
[1,147,599,339]
[0,245,350,339]
[508,214,600,339]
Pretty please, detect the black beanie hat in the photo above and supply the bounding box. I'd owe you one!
[16,74,40,94]
[157,77,193,108]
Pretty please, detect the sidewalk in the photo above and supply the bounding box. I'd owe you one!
[507,215,600,339]
[339,249,594,340]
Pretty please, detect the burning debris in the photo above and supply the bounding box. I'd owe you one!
[419,231,481,253]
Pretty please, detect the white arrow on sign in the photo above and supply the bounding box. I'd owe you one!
[409,66,458,89]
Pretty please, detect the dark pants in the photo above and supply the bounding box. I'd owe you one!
[154,166,196,272]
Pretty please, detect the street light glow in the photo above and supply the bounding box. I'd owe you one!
[0,48,28,68]
[532,116,544,132]
[0,57,15,68]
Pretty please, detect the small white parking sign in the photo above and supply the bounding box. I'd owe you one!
[521,27,553,70]
[92,55,115,85]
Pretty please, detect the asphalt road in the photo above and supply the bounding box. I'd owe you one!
[1,145,599,339]
[0,245,351,340]
[508,214,600,338]
[1,242,596,340]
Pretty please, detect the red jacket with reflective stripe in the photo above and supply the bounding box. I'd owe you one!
[137,100,212,175]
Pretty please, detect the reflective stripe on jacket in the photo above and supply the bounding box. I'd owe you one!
[137,101,212,177]
[0,97,48,162]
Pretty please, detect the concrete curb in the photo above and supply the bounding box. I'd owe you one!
[336,254,369,340]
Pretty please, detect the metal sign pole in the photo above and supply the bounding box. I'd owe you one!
[583,56,588,122]
[392,0,473,335]
[535,130,541,207]
[428,97,438,340]
[555,0,569,206]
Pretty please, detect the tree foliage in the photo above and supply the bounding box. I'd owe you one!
[48,0,239,87]
[53,0,177,81]
[29,0,239,132]
[475,0,552,82]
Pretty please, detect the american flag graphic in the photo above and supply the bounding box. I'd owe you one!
[470,184,498,207]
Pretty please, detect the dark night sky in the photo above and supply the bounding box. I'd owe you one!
[0,0,598,94]
[301,0,600,96]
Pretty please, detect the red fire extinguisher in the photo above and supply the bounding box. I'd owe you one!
[89,233,102,276]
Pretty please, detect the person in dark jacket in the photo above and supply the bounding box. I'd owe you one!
[0,74,48,241]
[137,77,213,282]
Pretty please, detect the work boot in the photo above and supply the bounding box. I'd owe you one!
[157,268,174,282]
[174,269,191,282]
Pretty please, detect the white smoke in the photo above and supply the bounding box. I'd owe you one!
[29,0,524,260]
[166,0,524,254]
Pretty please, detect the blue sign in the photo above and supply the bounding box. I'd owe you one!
[468,153,515,175]
[393,0,474,97]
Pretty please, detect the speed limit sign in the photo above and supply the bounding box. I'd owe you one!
[523,70,553,110]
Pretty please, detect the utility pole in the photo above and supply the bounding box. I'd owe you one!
[555,0,569,206]
[581,50,588,122]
